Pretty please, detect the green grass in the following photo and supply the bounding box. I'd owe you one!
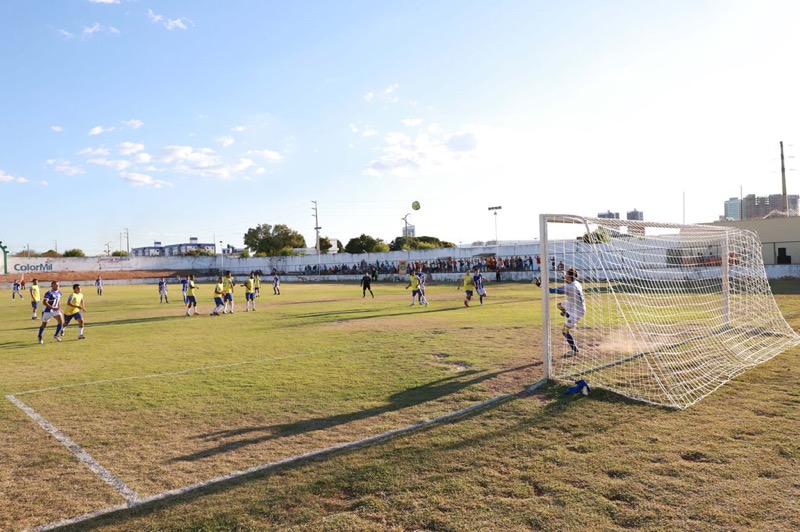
[1,281,798,531]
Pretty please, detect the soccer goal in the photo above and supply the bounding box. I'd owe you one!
[539,214,800,409]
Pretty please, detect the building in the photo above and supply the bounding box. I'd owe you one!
[131,237,216,257]
[723,197,741,221]
[402,224,416,238]
[741,194,799,220]
[597,211,619,219]
[627,209,644,221]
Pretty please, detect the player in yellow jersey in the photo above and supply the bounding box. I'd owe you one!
[185,274,200,316]
[210,276,225,316]
[457,270,475,307]
[241,273,256,311]
[29,278,41,319]
[223,271,236,313]
[61,284,87,339]
[253,272,261,298]
[405,270,423,306]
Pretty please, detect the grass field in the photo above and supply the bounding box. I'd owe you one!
[1,280,798,531]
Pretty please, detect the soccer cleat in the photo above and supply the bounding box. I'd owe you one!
[78,335,86,340]
[38,338,44,344]
[32,316,37,320]
[54,335,61,342]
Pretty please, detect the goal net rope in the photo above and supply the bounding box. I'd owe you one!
[539,214,799,409]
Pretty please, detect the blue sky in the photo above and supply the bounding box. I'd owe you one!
[2,0,800,256]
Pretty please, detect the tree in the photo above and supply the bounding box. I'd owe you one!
[13,249,38,257]
[240,248,251,258]
[344,234,389,254]
[40,250,60,258]
[389,235,456,251]
[62,249,85,257]
[243,223,306,256]
[185,248,213,256]
[319,236,333,254]
[111,250,129,257]
[583,227,612,244]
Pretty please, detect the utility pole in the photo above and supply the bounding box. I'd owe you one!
[124,228,130,254]
[488,206,502,247]
[311,200,321,274]
[780,141,788,212]
[105,242,111,255]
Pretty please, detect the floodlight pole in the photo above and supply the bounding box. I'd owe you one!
[220,241,224,272]
[402,213,411,237]
[488,206,502,256]
[312,200,321,276]
[0,241,8,274]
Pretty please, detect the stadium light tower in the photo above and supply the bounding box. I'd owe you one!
[488,206,502,245]
[220,241,224,272]
[402,213,411,237]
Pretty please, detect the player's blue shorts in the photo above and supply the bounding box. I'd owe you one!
[187,296,197,304]
[246,293,254,301]
[465,290,474,296]
[412,289,421,297]
[214,297,224,305]
[31,301,39,309]
[64,312,82,324]
[224,293,233,301]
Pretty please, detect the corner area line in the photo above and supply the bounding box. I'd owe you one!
[5,394,140,506]
[28,380,549,531]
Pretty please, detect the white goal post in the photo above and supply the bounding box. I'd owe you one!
[539,214,800,409]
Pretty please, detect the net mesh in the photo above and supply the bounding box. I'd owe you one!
[541,214,800,409]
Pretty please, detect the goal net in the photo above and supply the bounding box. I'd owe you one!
[539,214,800,409]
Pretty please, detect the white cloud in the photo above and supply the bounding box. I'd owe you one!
[216,136,235,148]
[57,29,74,40]
[0,169,28,183]
[82,23,119,38]
[364,126,480,178]
[147,9,193,30]
[364,92,375,103]
[87,158,131,171]
[230,125,247,132]
[89,0,120,4]
[245,149,283,162]
[51,125,63,132]
[45,159,85,176]
[402,118,423,127]
[120,172,172,188]
[117,141,144,155]
[362,128,378,138]
[122,119,144,129]
[89,125,115,136]
[78,146,109,157]
[133,152,152,164]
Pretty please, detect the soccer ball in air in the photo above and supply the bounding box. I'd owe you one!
[412,201,421,210]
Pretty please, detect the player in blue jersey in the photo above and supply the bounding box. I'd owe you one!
[158,277,169,303]
[416,269,429,306]
[12,279,23,300]
[473,267,489,305]
[177,275,189,304]
[272,273,281,295]
[37,281,64,343]
[95,276,103,296]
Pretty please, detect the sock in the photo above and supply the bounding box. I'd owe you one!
[38,326,45,339]
[54,324,63,336]
[79,327,84,336]
[563,331,577,352]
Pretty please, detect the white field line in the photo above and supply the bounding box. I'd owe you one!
[10,352,316,397]
[5,394,140,505]
[29,379,549,532]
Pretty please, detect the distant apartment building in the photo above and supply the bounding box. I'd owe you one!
[723,197,741,220]
[740,194,799,220]
[597,211,620,219]
[627,209,644,221]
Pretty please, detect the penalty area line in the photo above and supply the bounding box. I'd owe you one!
[31,379,549,532]
[5,394,141,508]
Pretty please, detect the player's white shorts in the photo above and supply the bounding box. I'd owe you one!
[42,310,62,322]
[477,287,486,296]
[565,312,584,329]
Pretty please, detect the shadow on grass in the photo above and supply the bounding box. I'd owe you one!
[172,362,538,462]
[54,374,658,532]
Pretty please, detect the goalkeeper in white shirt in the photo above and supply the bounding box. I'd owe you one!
[535,266,585,356]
